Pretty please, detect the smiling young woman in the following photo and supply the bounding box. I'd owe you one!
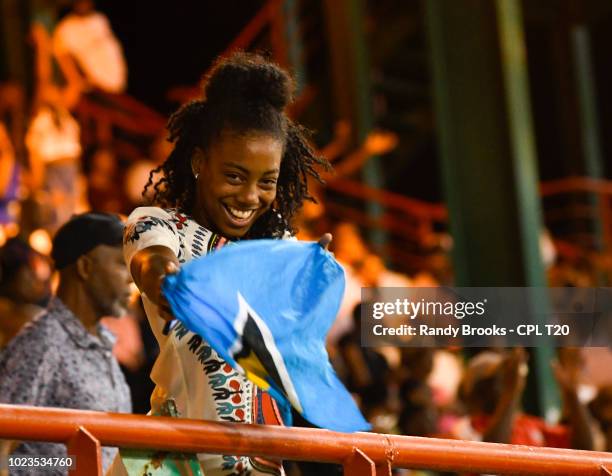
[110,52,331,476]
[189,132,283,238]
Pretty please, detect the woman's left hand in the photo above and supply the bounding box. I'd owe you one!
[318,233,332,250]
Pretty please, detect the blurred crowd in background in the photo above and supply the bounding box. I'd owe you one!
[1,1,612,475]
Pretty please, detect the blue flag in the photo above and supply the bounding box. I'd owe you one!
[162,239,370,433]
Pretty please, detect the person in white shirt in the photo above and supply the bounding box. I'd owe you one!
[110,52,331,476]
[53,0,126,94]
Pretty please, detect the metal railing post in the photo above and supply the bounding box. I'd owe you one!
[67,426,102,476]
[343,449,376,475]
[374,461,392,475]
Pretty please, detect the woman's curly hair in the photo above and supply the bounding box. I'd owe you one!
[144,52,330,239]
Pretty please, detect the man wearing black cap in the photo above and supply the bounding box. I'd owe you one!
[0,212,133,475]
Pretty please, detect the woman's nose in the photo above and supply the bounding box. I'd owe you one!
[237,183,259,207]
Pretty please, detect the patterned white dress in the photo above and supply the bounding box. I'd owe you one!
[109,207,284,476]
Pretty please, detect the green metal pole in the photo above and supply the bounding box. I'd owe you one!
[282,0,306,94]
[571,27,604,181]
[495,0,559,421]
[323,0,386,250]
[571,26,608,258]
[425,0,559,417]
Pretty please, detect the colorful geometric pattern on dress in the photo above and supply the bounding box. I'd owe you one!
[171,321,254,475]
[170,211,189,230]
[192,229,206,257]
[222,455,252,476]
[208,233,228,253]
[167,210,189,263]
[123,215,176,244]
[145,211,274,475]
[253,389,283,426]
[188,223,281,475]
[172,326,250,423]
[249,457,282,475]
[248,387,283,475]
[175,227,249,424]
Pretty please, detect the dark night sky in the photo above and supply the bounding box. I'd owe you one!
[95,1,264,113]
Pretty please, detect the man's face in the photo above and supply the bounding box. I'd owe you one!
[85,245,132,317]
[191,131,283,239]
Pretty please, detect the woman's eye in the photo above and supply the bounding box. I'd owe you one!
[259,182,276,191]
[225,173,242,183]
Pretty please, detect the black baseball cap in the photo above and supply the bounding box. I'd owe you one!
[51,212,124,270]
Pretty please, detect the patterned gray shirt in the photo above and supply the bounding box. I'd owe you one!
[0,297,132,475]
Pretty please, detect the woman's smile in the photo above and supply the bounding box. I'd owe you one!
[222,204,257,227]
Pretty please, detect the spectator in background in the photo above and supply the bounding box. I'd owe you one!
[358,252,413,288]
[53,0,126,95]
[122,133,173,211]
[337,303,392,427]
[25,85,84,232]
[0,213,132,474]
[589,385,612,452]
[28,18,85,233]
[397,348,438,438]
[426,347,464,420]
[454,349,595,450]
[0,238,51,349]
[85,146,125,212]
[0,122,19,228]
[327,222,368,344]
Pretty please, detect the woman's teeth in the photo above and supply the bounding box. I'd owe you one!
[226,206,255,220]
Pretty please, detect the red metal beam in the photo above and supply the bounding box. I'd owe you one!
[0,404,611,475]
[326,177,448,221]
[325,202,424,240]
[220,0,282,57]
[540,176,612,196]
[325,176,612,226]
[75,99,164,137]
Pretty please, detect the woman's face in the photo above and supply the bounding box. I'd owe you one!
[191,131,283,238]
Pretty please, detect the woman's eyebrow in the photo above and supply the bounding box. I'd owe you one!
[224,162,250,173]
[262,168,280,175]
[225,162,280,175]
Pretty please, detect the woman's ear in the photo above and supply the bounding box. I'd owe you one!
[191,147,205,178]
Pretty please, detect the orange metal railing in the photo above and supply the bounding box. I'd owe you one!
[0,404,611,476]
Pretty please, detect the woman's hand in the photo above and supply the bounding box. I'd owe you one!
[130,246,180,321]
[318,233,332,250]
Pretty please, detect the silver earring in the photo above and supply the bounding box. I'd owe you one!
[194,173,199,180]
